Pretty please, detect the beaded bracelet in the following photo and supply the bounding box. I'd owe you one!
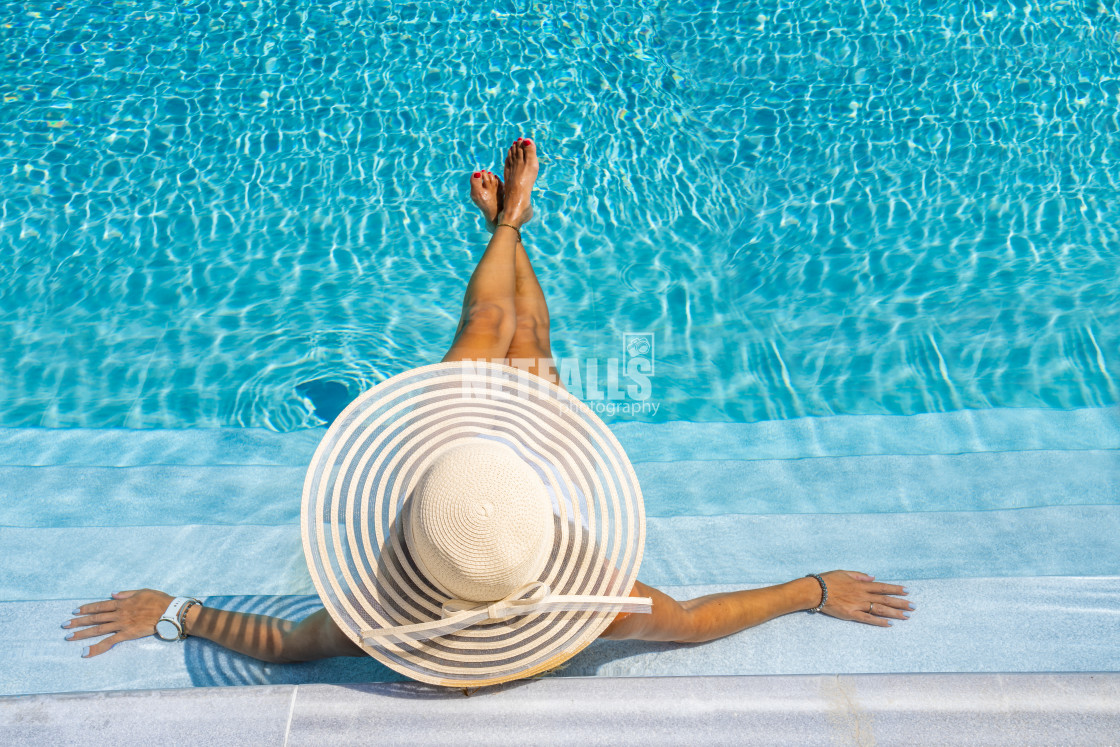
[805,573,828,613]
[178,598,203,637]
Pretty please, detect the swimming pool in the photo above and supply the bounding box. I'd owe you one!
[4,0,1117,428]
[1,0,1118,698]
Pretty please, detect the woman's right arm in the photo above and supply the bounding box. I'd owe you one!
[65,589,365,662]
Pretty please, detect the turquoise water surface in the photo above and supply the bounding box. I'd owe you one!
[2,0,1118,429]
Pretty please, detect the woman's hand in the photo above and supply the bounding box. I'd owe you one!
[818,570,913,627]
[62,589,173,657]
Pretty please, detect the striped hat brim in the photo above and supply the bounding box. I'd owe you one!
[300,361,646,687]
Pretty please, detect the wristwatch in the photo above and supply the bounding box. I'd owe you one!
[154,597,202,641]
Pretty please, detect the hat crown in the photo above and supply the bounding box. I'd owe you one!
[408,440,553,602]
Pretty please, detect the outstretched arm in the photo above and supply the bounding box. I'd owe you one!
[600,571,911,643]
[65,589,364,662]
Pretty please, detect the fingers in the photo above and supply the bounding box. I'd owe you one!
[84,633,130,658]
[868,602,908,621]
[874,595,914,611]
[73,600,118,616]
[855,612,892,628]
[870,582,907,596]
[66,622,120,641]
[112,590,138,599]
[65,612,117,629]
[834,572,907,597]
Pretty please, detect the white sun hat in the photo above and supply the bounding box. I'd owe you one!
[300,361,651,687]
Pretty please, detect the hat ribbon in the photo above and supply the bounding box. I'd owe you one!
[360,581,653,646]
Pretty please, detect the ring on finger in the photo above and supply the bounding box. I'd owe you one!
[868,602,874,614]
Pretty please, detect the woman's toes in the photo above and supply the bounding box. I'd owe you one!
[469,172,487,204]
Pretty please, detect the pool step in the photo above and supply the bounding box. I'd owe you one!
[2,407,1115,467]
[614,406,1120,462]
[3,446,1117,525]
[5,577,1119,697]
[4,504,1120,600]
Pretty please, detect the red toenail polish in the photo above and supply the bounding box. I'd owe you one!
[472,172,480,178]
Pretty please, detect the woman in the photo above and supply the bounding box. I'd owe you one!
[64,137,912,666]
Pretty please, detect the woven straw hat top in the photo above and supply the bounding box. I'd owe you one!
[301,362,649,687]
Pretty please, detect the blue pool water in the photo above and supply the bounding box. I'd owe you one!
[2,0,1118,429]
[1,0,1119,697]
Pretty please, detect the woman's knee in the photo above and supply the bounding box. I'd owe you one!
[508,310,551,359]
[514,309,549,341]
[461,302,517,346]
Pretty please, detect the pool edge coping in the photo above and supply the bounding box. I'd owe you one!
[3,672,1119,745]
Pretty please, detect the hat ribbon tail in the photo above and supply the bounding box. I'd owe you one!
[360,581,652,646]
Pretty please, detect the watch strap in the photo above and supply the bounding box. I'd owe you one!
[160,597,190,627]
[157,597,201,641]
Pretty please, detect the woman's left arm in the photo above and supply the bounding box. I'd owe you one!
[600,571,911,643]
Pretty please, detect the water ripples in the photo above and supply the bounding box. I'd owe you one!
[1,0,1118,428]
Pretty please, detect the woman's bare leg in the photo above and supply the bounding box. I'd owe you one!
[443,138,538,364]
[463,139,558,385]
[508,236,556,384]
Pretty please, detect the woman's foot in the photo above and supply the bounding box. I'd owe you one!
[469,160,533,233]
[502,137,538,228]
[469,169,503,230]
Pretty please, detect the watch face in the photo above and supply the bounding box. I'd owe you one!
[155,619,181,641]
